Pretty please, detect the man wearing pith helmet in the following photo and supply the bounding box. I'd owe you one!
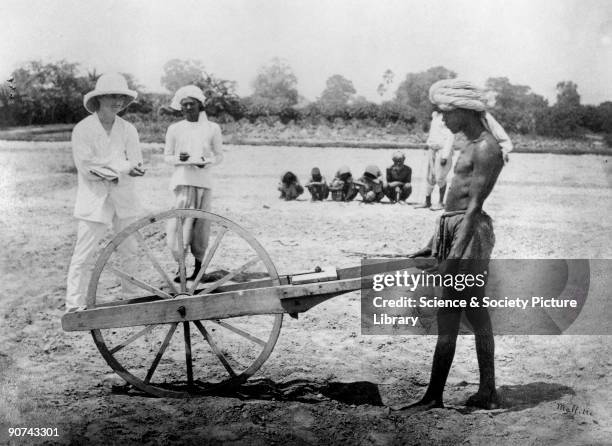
[65,73,145,312]
[384,151,412,203]
[164,85,224,283]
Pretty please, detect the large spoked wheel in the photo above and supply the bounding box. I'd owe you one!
[87,209,283,397]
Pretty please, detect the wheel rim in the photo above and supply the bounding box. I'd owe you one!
[88,209,283,397]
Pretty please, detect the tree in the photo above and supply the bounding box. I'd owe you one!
[536,81,583,138]
[251,58,299,108]
[394,66,456,123]
[161,59,206,93]
[485,77,548,133]
[196,73,244,121]
[8,60,91,125]
[158,59,243,120]
[318,74,356,117]
[376,69,395,98]
[556,81,580,108]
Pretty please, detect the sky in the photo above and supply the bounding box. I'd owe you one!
[2,0,611,105]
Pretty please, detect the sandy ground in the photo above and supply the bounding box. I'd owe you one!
[0,142,611,445]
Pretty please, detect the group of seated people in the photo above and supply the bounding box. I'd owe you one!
[278,151,413,204]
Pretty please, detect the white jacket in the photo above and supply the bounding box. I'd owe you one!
[426,112,454,159]
[164,111,223,191]
[71,114,144,224]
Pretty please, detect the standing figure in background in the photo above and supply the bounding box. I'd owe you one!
[66,73,145,312]
[305,167,329,201]
[415,110,454,211]
[356,164,385,203]
[384,151,412,203]
[278,171,304,200]
[329,165,359,202]
[164,85,224,283]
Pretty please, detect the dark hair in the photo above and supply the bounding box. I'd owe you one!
[311,167,322,182]
[338,172,351,182]
[282,171,297,185]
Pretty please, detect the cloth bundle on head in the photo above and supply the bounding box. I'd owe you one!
[428,79,487,112]
[170,85,207,111]
[429,79,514,161]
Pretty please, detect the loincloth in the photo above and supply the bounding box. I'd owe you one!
[431,210,495,263]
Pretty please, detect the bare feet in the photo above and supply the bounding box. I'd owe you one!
[466,390,501,410]
[391,396,444,412]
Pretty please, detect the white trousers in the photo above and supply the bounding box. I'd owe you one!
[425,149,453,195]
[66,216,138,309]
[166,186,212,261]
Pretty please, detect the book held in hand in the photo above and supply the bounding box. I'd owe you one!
[90,166,119,181]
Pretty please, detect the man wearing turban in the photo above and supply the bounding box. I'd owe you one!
[406,79,505,411]
[164,85,224,283]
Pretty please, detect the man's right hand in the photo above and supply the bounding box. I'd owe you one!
[407,247,432,258]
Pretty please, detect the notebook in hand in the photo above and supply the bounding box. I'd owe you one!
[90,166,119,181]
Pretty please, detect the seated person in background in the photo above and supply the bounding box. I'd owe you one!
[305,167,329,201]
[356,164,385,203]
[384,151,412,203]
[278,171,304,200]
[329,165,359,202]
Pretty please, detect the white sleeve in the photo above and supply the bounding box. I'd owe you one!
[440,130,455,159]
[210,123,224,166]
[71,125,110,181]
[115,124,142,173]
[164,125,178,164]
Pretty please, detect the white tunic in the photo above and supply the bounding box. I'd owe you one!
[164,112,223,191]
[426,112,454,159]
[71,114,144,224]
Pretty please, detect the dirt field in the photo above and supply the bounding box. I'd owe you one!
[0,141,611,445]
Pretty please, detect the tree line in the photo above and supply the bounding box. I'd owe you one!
[1,58,611,141]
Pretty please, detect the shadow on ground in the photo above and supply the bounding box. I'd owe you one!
[119,378,384,406]
[453,381,575,415]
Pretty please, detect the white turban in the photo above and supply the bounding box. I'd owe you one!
[170,85,206,111]
[429,79,487,112]
[429,79,514,161]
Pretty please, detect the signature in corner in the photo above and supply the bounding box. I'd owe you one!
[556,401,594,418]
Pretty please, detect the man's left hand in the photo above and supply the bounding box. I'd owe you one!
[128,165,145,176]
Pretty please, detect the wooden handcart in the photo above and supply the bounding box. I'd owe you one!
[62,209,431,397]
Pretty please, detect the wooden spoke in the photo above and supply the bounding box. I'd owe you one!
[176,217,187,293]
[193,320,236,377]
[183,322,193,386]
[110,325,157,354]
[107,265,173,300]
[134,231,178,295]
[145,322,178,384]
[200,257,261,295]
[211,320,266,347]
[189,227,228,294]
[87,209,283,397]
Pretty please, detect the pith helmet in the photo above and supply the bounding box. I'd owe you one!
[83,73,137,113]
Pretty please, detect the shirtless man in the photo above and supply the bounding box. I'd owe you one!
[408,79,505,410]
